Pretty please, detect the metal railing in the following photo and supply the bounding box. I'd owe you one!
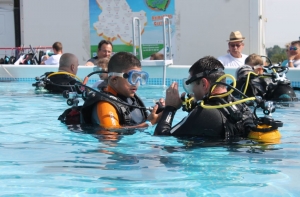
[132,17,143,58]
[132,16,173,86]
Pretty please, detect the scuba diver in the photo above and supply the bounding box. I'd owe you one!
[234,54,298,102]
[59,52,164,129]
[154,56,283,143]
[32,53,80,93]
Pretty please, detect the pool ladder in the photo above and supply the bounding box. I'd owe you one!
[132,16,173,87]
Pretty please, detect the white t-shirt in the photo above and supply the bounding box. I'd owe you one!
[218,53,248,67]
[284,59,300,68]
[44,54,62,65]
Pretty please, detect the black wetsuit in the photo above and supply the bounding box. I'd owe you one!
[154,94,255,139]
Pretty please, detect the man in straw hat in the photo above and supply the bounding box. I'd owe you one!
[218,31,248,67]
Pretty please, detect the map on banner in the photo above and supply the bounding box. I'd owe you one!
[89,0,175,59]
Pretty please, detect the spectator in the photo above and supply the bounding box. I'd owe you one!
[92,57,110,90]
[218,31,248,67]
[41,42,63,65]
[150,52,164,60]
[286,40,300,68]
[85,40,113,66]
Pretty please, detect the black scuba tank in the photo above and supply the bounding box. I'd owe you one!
[267,83,298,102]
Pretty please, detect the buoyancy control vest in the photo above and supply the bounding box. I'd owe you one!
[235,74,297,102]
[205,94,256,140]
[234,76,270,99]
[41,72,78,93]
[80,91,148,126]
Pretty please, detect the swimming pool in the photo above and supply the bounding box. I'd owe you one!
[1,82,300,196]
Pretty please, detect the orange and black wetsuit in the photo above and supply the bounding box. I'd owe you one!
[80,86,148,128]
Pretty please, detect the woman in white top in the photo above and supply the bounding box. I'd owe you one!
[286,40,300,68]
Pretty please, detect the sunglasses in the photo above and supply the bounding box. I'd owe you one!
[230,43,242,48]
[289,46,298,51]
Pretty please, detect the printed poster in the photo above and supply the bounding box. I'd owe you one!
[89,0,175,59]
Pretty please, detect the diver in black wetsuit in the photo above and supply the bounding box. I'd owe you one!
[32,53,80,94]
[154,56,256,140]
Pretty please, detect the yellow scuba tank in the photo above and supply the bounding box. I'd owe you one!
[248,124,281,143]
[248,100,283,144]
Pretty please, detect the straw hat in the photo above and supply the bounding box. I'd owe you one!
[227,31,245,42]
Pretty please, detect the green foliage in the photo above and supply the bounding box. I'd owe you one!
[271,53,287,64]
[266,45,287,64]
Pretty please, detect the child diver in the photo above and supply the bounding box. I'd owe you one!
[234,54,297,102]
[76,52,162,129]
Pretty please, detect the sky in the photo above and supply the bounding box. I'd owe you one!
[265,0,300,47]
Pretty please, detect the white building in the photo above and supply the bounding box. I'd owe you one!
[0,0,266,65]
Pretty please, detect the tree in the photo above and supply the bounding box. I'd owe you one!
[266,45,287,64]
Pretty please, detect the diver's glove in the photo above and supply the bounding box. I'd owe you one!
[181,93,197,113]
[147,100,165,115]
[155,101,165,114]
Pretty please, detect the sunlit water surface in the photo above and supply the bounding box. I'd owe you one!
[0,82,300,197]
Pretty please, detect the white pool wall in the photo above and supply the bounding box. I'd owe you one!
[1,64,300,87]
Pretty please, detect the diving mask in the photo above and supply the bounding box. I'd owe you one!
[108,70,149,86]
[182,77,194,94]
[182,68,223,94]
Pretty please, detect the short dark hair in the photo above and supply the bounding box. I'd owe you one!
[98,40,113,50]
[189,56,225,84]
[291,40,300,46]
[52,42,62,52]
[108,52,141,72]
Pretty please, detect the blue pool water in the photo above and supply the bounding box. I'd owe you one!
[1,82,300,196]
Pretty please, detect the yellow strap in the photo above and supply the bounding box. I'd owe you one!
[201,73,256,109]
[200,97,256,109]
[243,71,258,95]
[47,72,82,82]
[210,74,236,99]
